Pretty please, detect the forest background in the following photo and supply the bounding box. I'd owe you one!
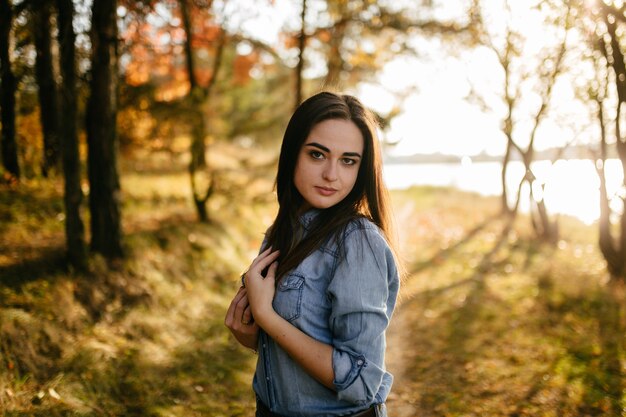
[1,0,626,415]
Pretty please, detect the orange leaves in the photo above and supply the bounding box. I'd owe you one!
[190,16,222,47]
[317,29,332,43]
[195,68,214,87]
[281,33,299,49]
[120,1,223,94]
[281,29,332,51]
[125,61,151,86]
[233,52,259,85]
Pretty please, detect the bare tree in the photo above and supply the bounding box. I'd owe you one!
[179,0,226,222]
[470,0,571,243]
[308,1,477,92]
[584,1,626,280]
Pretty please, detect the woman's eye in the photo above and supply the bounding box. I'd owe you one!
[342,158,357,166]
[310,151,324,160]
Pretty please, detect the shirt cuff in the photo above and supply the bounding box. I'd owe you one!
[332,348,380,405]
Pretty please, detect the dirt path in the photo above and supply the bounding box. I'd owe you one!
[386,301,425,417]
[382,195,511,417]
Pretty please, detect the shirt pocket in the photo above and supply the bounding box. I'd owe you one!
[273,273,305,322]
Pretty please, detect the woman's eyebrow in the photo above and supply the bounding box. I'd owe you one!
[304,142,362,158]
[304,142,331,153]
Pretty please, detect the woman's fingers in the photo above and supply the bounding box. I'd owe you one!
[250,250,280,276]
[233,288,249,323]
[242,305,253,325]
[266,261,278,279]
[243,250,280,289]
[248,247,273,270]
[225,285,260,351]
[224,286,246,326]
[233,250,280,331]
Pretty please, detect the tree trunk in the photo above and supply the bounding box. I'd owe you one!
[179,0,225,223]
[295,0,306,109]
[605,14,626,280]
[596,99,620,275]
[598,162,620,276]
[324,19,346,89]
[617,140,626,276]
[500,53,514,217]
[33,0,61,176]
[57,0,87,268]
[520,150,558,243]
[86,0,123,259]
[180,0,197,90]
[500,139,512,215]
[180,0,206,168]
[594,18,625,279]
[180,0,207,221]
[532,192,558,243]
[0,0,20,179]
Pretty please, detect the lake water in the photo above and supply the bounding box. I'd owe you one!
[383,159,624,225]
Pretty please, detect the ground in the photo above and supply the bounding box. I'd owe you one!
[385,188,624,417]
[0,159,624,416]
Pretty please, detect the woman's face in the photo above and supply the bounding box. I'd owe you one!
[294,119,364,210]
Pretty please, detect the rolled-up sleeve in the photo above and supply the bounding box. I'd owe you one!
[327,223,398,405]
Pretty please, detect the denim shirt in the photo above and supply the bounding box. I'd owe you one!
[253,210,400,417]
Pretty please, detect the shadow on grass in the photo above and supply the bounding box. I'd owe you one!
[0,211,223,301]
[1,201,258,416]
[395,212,625,416]
[405,217,513,306]
[0,183,69,288]
[63,307,256,417]
[402,221,516,411]
[0,247,67,288]
[0,183,65,219]
[410,216,501,274]
[395,219,593,415]
[515,277,625,416]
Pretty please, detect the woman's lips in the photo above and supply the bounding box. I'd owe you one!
[315,186,337,196]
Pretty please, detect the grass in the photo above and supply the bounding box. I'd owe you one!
[0,159,274,416]
[386,187,625,417]
[0,163,624,416]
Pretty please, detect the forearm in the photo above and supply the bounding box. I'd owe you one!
[257,310,335,390]
[244,250,335,389]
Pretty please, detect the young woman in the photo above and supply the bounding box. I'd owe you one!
[225,91,401,417]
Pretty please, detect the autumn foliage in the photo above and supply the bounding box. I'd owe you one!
[121,3,259,100]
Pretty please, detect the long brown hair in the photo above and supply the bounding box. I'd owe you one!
[266,91,400,279]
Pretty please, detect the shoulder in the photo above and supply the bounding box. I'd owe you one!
[343,216,385,241]
[339,217,392,257]
[329,216,399,288]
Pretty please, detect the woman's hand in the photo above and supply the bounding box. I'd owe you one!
[243,248,280,327]
[224,286,259,350]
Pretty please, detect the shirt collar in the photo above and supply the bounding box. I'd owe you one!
[299,208,320,230]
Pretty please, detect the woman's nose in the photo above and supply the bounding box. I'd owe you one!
[322,162,338,181]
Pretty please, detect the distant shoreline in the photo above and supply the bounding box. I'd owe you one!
[384,143,615,164]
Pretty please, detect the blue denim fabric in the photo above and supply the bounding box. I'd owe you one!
[253,210,400,417]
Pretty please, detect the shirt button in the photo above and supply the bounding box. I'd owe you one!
[263,344,267,349]
[357,359,364,366]
[266,377,270,381]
